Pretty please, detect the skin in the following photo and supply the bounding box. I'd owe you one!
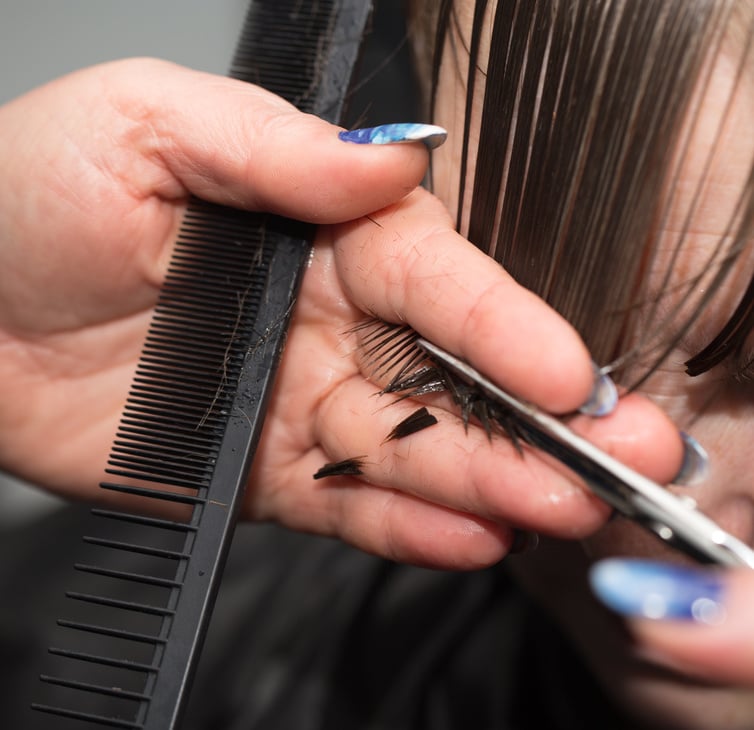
[430,3,754,728]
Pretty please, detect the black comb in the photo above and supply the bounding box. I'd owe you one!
[32,1,372,727]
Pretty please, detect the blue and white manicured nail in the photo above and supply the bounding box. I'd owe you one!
[590,558,726,624]
[338,123,448,149]
[673,432,710,486]
[579,364,618,417]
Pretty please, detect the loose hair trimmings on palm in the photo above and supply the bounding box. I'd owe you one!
[310,318,528,482]
[355,319,530,445]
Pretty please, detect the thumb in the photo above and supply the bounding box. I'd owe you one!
[104,58,433,222]
[590,558,754,686]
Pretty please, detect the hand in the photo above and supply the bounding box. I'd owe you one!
[0,58,683,568]
[590,559,754,686]
[0,58,427,506]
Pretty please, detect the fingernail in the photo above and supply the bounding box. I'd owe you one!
[589,558,726,624]
[673,432,710,486]
[338,123,448,149]
[579,364,618,416]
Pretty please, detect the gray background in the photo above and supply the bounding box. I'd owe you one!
[0,0,249,105]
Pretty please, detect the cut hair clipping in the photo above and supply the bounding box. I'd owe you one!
[384,407,439,443]
[352,318,527,447]
[313,457,367,480]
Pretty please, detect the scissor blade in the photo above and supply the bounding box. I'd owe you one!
[417,338,754,569]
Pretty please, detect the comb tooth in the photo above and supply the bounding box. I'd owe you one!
[115,420,222,441]
[143,299,240,324]
[123,395,219,413]
[66,592,175,618]
[74,564,182,589]
[121,401,220,423]
[119,414,223,440]
[115,425,218,452]
[163,254,261,275]
[114,452,207,473]
[122,402,226,428]
[106,455,212,483]
[142,336,231,360]
[115,430,221,454]
[82,535,190,560]
[158,284,247,310]
[144,332,238,358]
[108,444,212,466]
[31,704,143,729]
[138,344,232,370]
[162,269,262,289]
[57,620,165,645]
[167,257,261,278]
[48,648,158,674]
[40,675,150,702]
[130,380,228,403]
[141,338,232,362]
[111,442,213,464]
[139,334,233,360]
[90,510,196,533]
[161,261,256,282]
[133,372,221,397]
[102,470,209,492]
[149,313,234,335]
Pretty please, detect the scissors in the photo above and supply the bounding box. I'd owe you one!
[417,337,754,569]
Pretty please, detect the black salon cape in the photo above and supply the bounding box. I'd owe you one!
[0,504,626,730]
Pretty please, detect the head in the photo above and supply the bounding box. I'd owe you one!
[409,1,754,728]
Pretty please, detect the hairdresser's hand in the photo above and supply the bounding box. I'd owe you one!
[0,58,683,570]
[590,559,754,687]
[251,185,687,568]
[0,58,427,498]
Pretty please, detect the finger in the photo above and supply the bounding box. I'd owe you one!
[308,376,611,535]
[94,59,430,221]
[333,187,597,413]
[270,371,687,540]
[567,392,685,486]
[590,560,754,686]
[311,387,682,532]
[269,447,514,570]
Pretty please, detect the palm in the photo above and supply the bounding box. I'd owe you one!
[0,90,359,515]
[0,95,183,493]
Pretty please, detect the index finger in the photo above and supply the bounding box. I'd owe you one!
[332,187,595,413]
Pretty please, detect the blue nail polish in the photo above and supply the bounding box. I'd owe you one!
[579,364,618,417]
[338,123,448,149]
[590,558,726,624]
[674,432,710,486]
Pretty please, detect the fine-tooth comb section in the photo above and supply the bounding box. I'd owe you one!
[33,1,373,728]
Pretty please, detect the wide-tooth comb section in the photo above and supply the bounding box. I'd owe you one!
[33,1,372,728]
[31,705,144,730]
[40,677,149,703]
[73,565,182,589]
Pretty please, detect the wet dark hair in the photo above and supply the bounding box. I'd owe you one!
[420,0,754,385]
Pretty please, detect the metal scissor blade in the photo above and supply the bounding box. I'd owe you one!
[417,338,754,569]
